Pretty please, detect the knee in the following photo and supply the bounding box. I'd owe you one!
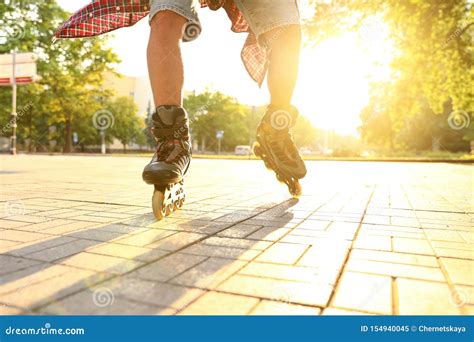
[261,24,301,49]
[150,10,187,42]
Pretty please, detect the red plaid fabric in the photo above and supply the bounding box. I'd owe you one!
[54,0,268,85]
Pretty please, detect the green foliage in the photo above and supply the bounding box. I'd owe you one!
[307,0,473,150]
[184,91,251,152]
[107,96,145,151]
[0,0,121,152]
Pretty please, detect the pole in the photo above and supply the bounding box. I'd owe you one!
[217,138,221,155]
[10,49,17,155]
[100,130,106,154]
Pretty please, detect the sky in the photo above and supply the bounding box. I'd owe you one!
[57,0,394,136]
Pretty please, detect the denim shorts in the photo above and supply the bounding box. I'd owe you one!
[149,0,300,42]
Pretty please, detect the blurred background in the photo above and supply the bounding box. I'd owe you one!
[0,0,472,159]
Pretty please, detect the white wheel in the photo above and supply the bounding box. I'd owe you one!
[289,179,302,199]
[152,190,166,220]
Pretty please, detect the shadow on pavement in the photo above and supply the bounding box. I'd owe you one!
[0,199,299,315]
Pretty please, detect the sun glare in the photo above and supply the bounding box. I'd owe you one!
[295,17,394,136]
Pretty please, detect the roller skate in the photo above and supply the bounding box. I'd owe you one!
[253,105,307,198]
[142,105,191,220]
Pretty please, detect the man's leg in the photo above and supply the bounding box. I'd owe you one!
[262,25,302,107]
[234,0,306,196]
[147,11,187,106]
[144,7,196,220]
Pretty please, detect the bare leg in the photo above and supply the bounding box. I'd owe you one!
[147,11,187,107]
[262,25,302,107]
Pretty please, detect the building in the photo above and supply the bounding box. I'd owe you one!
[102,72,154,151]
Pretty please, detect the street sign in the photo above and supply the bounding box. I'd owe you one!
[216,130,224,140]
[0,52,36,85]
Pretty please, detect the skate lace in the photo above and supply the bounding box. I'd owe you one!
[269,133,300,166]
[156,138,186,163]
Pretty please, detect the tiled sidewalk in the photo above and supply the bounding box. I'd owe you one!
[0,155,472,315]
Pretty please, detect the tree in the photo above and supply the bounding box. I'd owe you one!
[0,0,119,152]
[307,0,473,151]
[107,96,144,152]
[184,91,251,152]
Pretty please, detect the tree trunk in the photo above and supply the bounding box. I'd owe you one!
[123,143,127,154]
[63,115,73,153]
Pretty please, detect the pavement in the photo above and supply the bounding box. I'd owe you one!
[0,155,472,315]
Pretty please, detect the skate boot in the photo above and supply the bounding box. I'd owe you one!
[142,105,191,220]
[253,105,307,198]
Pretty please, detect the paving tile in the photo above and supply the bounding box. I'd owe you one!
[440,258,474,286]
[181,244,260,261]
[41,289,174,315]
[392,237,435,255]
[0,220,34,229]
[322,307,372,315]
[1,215,48,224]
[294,220,332,231]
[86,243,168,262]
[0,268,97,309]
[434,247,474,260]
[217,274,333,307]
[0,264,72,295]
[179,292,259,315]
[26,239,99,262]
[397,278,461,315]
[101,277,204,310]
[217,223,264,238]
[202,236,271,250]
[452,285,474,306]
[346,258,444,282]
[297,244,349,269]
[256,243,309,265]
[0,304,24,314]
[250,300,320,315]
[171,257,246,289]
[8,219,74,232]
[128,253,206,282]
[0,255,41,276]
[40,221,97,235]
[0,230,52,243]
[332,271,392,314]
[431,240,474,250]
[246,227,291,241]
[239,262,337,285]
[425,229,465,243]
[145,232,206,251]
[69,229,126,242]
[0,240,23,248]
[114,229,176,247]
[59,252,144,274]
[350,249,438,267]
[353,235,391,251]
